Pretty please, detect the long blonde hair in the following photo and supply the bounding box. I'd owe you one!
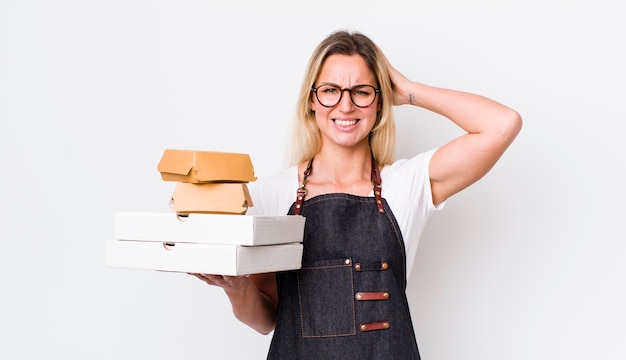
[287,30,396,166]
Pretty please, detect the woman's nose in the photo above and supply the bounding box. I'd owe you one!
[337,89,355,112]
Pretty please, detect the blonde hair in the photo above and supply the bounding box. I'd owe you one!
[287,30,396,166]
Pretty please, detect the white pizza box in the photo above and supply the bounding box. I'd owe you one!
[114,211,305,246]
[105,240,303,276]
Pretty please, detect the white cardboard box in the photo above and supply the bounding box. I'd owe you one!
[114,211,305,246]
[105,240,303,275]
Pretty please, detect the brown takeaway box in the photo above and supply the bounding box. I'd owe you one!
[169,182,253,215]
[158,149,257,183]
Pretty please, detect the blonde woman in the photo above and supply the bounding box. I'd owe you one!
[193,30,522,359]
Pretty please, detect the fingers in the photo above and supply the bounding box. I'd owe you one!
[375,45,395,73]
[188,273,249,288]
[375,46,410,106]
[189,273,223,286]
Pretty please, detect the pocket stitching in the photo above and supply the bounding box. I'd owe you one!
[297,261,356,338]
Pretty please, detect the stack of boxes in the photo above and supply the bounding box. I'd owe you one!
[158,149,256,216]
[105,149,305,276]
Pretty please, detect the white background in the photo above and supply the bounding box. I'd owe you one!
[1,0,624,359]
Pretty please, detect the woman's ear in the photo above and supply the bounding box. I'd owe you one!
[310,92,318,112]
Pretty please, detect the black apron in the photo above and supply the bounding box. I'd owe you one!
[267,158,420,360]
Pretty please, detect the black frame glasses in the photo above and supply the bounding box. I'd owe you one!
[311,84,380,108]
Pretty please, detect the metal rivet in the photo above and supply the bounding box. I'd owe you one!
[354,263,361,271]
[383,292,389,299]
[378,208,384,213]
[296,204,301,208]
[345,259,351,265]
[383,322,390,329]
[356,294,362,300]
[381,262,388,270]
[360,325,367,331]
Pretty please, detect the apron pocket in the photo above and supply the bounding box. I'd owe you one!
[297,258,355,338]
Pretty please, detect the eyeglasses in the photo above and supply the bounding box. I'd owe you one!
[311,84,380,108]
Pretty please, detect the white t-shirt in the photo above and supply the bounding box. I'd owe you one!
[247,148,444,278]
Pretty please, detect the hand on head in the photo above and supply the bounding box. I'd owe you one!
[376,46,414,106]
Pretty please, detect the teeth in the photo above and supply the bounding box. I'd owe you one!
[334,119,357,127]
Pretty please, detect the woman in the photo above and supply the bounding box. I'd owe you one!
[192,30,522,359]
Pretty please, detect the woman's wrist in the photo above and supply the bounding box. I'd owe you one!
[223,276,252,300]
[398,81,427,107]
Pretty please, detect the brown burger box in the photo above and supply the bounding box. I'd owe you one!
[169,182,253,215]
[157,149,256,183]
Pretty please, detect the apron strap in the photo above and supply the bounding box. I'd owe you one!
[293,155,384,215]
[293,158,313,215]
[371,155,385,214]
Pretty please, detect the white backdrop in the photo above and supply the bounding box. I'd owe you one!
[1,1,624,359]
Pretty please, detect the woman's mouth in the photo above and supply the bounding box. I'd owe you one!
[333,118,359,127]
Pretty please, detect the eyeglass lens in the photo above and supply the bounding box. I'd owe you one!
[314,84,378,108]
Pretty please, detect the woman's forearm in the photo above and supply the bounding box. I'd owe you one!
[402,81,521,139]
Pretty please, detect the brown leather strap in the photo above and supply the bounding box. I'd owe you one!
[293,155,384,215]
[359,321,390,332]
[355,292,390,301]
[293,158,313,216]
[371,155,384,214]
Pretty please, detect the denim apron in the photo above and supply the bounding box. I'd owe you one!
[266,158,421,360]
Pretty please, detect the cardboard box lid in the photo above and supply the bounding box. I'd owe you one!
[157,149,257,183]
[114,211,306,246]
[169,182,253,215]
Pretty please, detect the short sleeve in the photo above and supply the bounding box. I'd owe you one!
[382,148,445,278]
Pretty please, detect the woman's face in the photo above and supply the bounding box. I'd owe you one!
[311,54,380,151]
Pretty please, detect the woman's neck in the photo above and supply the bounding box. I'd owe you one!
[300,145,374,197]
